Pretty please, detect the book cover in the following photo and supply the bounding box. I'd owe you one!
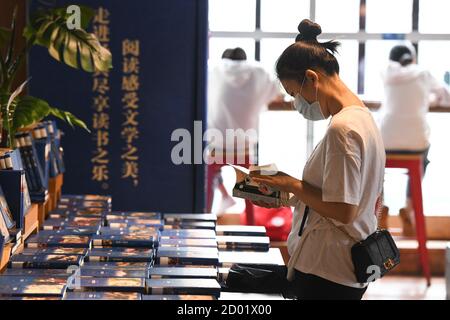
[155,250,219,266]
[22,247,89,256]
[64,291,141,300]
[2,268,71,277]
[157,246,219,255]
[107,218,163,228]
[88,248,154,263]
[9,254,83,269]
[160,229,216,239]
[163,213,217,223]
[99,226,159,236]
[26,234,92,248]
[106,211,161,220]
[60,194,112,203]
[81,261,151,270]
[163,221,216,230]
[230,164,291,207]
[74,277,146,293]
[146,278,221,297]
[37,228,100,237]
[0,184,16,230]
[78,268,148,278]
[215,225,267,237]
[158,238,218,248]
[148,267,218,279]
[42,217,103,230]
[0,283,67,297]
[92,234,159,248]
[216,236,270,251]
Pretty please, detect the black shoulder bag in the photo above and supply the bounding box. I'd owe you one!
[300,205,400,283]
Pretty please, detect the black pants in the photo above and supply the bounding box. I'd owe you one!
[291,270,368,300]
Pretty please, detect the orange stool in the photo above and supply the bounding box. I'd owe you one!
[385,152,430,286]
[206,151,256,225]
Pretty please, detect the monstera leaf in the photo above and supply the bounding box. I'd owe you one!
[24,6,112,72]
[12,95,89,135]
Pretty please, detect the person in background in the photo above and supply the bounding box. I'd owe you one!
[378,43,450,235]
[207,47,282,214]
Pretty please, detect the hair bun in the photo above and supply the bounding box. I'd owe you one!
[296,19,322,42]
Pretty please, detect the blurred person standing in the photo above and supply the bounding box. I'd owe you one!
[207,47,281,213]
[378,43,450,234]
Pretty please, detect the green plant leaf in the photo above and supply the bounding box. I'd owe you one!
[27,7,112,72]
[12,95,90,134]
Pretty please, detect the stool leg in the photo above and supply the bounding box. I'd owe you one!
[244,199,255,226]
[410,163,431,286]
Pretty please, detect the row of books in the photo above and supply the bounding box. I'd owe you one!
[0,121,65,254]
[0,194,279,300]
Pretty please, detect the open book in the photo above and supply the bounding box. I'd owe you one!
[229,164,290,207]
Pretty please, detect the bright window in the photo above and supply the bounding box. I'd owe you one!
[419,0,450,34]
[366,0,413,33]
[260,0,310,33]
[418,41,450,83]
[208,0,256,32]
[315,0,360,33]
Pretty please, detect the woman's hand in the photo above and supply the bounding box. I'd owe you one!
[249,170,300,194]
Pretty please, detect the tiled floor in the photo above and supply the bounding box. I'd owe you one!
[363,276,447,300]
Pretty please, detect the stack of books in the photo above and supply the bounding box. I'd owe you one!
[0,195,284,300]
[0,194,111,299]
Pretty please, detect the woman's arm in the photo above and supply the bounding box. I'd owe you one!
[250,172,358,224]
[289,179,358,225]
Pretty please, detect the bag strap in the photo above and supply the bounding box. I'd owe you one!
[298,206,309,237]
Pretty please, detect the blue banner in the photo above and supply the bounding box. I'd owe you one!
[29,0,208,212]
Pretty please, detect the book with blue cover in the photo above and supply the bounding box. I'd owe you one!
[26,234,92,249]
[8,254,83,269]
[81,261,151,270]
[92,234,159,248]
[64,291,141,300]
[0,184,16,232]
[146,278,221,297]
[148,266,218,279]
[163,221,216,230]
[158,238,218,248]
[88,248,154,263]
[0,170,32,229]
[22,247,89,256]
[155,250,219,266]
[160,229,216,239]
[73,277,146,293]
[78,268,148,278]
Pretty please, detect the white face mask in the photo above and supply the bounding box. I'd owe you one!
[293,76,326,121]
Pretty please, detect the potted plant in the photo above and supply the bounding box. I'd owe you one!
[0,4,112,148]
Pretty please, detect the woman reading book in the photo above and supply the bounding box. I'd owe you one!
[249,19,386,300]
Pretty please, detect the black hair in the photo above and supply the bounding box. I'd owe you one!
[389,45,414,66]
[222,47,247,61]
[276,19,340,82]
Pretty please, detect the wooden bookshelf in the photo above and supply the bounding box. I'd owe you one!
[37,196,50,229]
[24,203,39,240]
[0,242,13,272]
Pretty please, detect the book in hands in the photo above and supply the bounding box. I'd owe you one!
[230,164,290,207]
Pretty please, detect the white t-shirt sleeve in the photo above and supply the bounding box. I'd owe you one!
[322,127,362,205]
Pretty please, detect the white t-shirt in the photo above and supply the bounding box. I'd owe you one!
[287,105,386,288]
[207,59,279,151]
[379,62,450,150]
